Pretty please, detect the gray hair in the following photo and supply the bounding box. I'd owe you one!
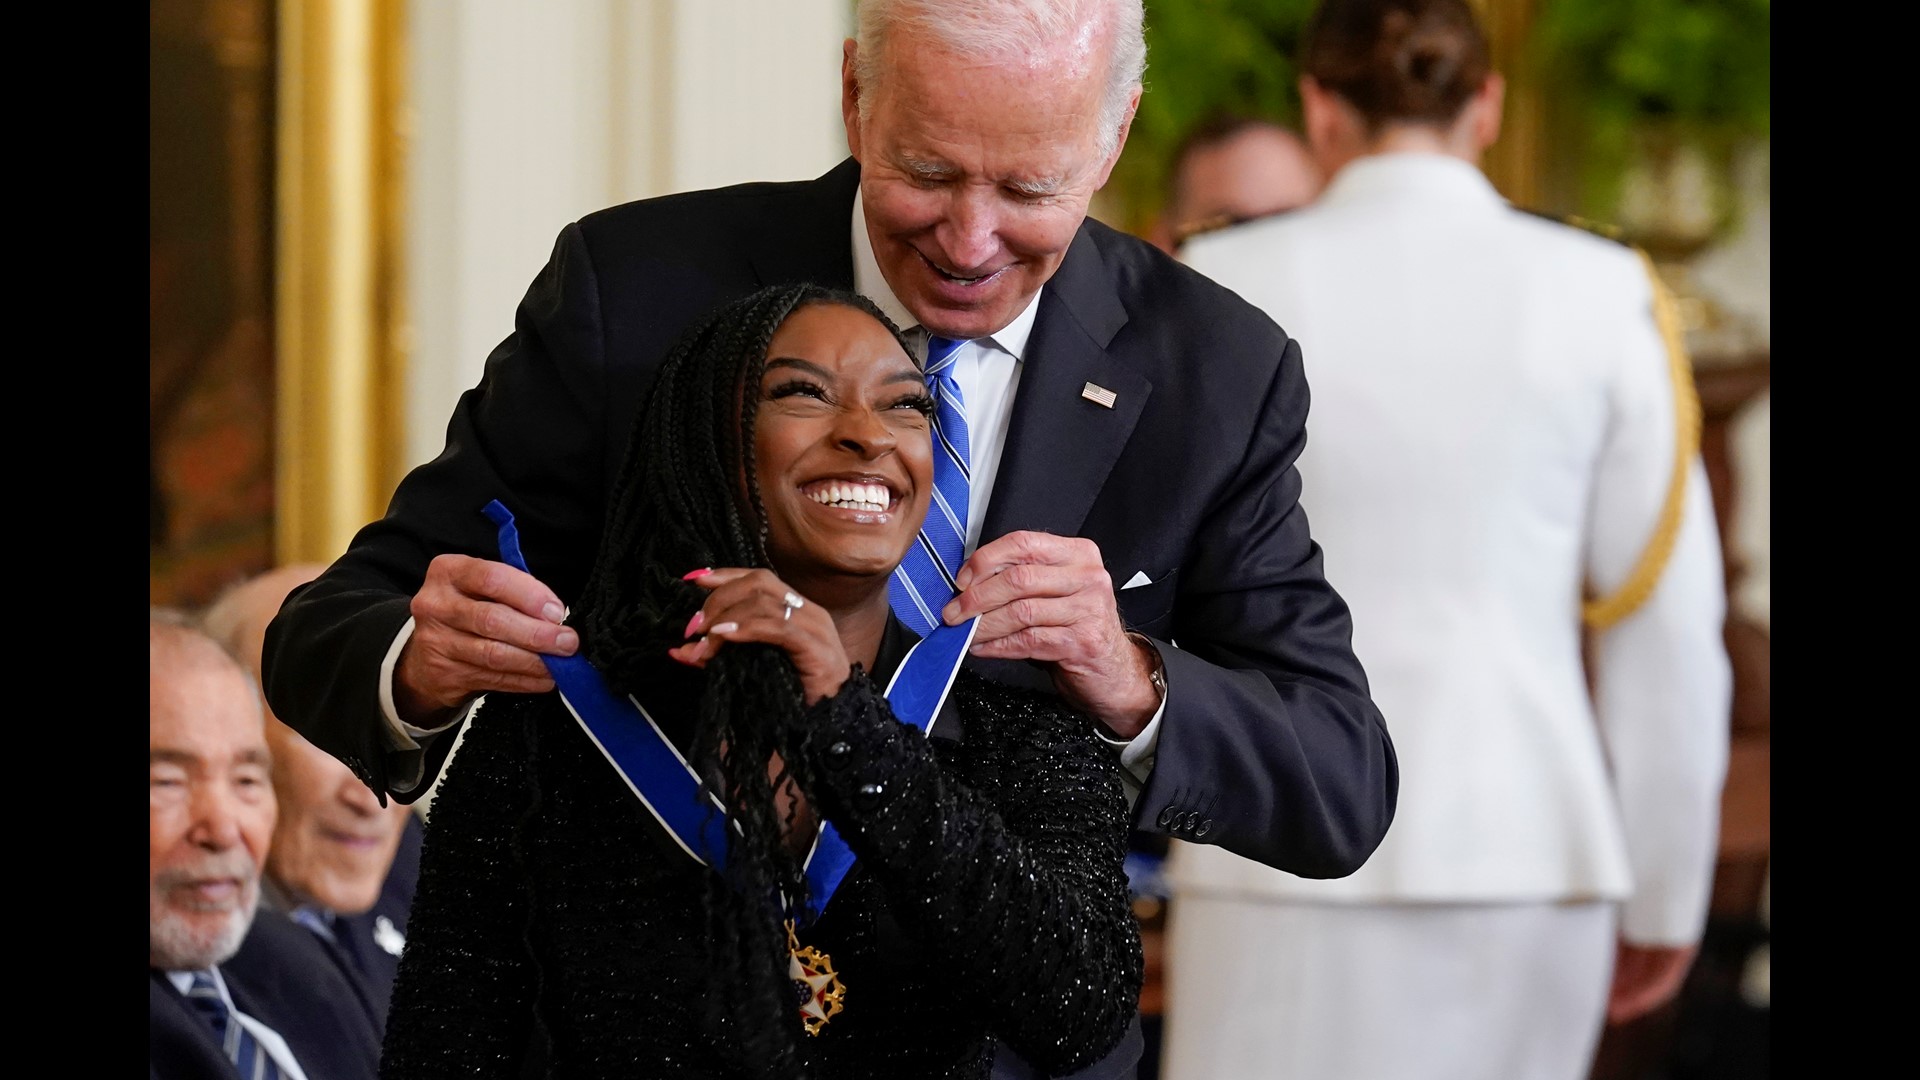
[854,0,1147,159]
[151,605,263,706]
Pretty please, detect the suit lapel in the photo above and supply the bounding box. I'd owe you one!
[750,157,861,292]
[151,970,238,1076]
[982,226,1148,542]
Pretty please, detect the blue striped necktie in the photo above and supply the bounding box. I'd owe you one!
[186,971,285,1080]
[889,334,971,636]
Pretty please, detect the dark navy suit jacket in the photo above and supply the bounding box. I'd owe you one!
[263,158,1399,1079]
[150,908,383,1080]
[284,810,422,1029]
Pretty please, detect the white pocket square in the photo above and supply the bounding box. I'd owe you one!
[1121,570,1154,590]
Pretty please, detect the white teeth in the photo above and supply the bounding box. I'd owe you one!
[806,481,890,512]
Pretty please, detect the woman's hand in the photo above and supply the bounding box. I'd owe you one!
[666,568,851,705]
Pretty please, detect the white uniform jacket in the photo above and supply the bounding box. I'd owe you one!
[1171,153,1732,945]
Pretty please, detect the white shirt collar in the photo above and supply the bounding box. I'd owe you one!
[167,966,231,1002]
[1315,151,1506,212]
[851,189,1041,362]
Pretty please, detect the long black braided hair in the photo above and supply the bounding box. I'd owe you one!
[568,281,912,1075]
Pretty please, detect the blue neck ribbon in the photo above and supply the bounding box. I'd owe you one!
[481,499,976,924]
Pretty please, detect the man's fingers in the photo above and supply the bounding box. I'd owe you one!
[417,554,575,655]
[397,630,557,714]
[968,623,1079,663]
[952,571,1111,639]
[953,531,1092,592]
[415,592,579,657]
[477,670,558,696]
[416,630,555,681]
[433,553,566,622]
[945,563,1114,628]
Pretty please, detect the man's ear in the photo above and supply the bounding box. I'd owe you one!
[1300,77,1336,155]
[1469,73,1505,152]
[1093,87,1143,189]
[841,38,863,161]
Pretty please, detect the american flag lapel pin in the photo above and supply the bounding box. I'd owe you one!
[1081,382,1118,408]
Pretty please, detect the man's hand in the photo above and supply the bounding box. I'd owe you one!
[941,531,1161,738]
[392,554,578,726]
[1606,941,1699,1024]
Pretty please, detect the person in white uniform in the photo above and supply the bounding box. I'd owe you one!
[1162,1,1732,1077]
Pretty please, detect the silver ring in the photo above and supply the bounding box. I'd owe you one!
[782,591,805,621]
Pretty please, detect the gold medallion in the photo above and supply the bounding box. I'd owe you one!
[786,919,846,1036]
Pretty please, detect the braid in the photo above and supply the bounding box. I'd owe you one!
[571,282,910,1075]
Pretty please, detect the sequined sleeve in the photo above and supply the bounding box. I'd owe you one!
[379,697,539,1078]
[789,670,1144,1075]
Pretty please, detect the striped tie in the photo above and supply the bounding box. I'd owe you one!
[186,971,285,1080]
[289,904,337,944]
[889,334,971,636]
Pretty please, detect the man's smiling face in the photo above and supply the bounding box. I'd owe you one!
[843,32,1128,340]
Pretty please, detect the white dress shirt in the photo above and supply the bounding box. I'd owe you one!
[849,189,1035,557]
[167,967,312,1080]
[1171,153,1731,945]
[379,192,1164,788]
[848,190,1164,778]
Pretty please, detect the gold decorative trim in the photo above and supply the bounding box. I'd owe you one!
[274,0,408,565]
[1582,250,1702,630]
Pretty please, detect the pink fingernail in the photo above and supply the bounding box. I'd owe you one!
[684,611,705,638]
[710,622,739,635]
[681,567,713,581]
[542,602,565,622]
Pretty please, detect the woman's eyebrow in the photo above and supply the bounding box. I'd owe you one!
[765,357,833,379]
[765,359,926,387]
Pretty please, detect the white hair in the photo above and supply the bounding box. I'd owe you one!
[854,0,1147,159]
[150,874,261,970]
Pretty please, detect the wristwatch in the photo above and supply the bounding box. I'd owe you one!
[1126,631,1168,705]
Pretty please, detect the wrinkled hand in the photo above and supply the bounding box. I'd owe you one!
[667,569,851,705]
[1607,941,1699,1024]
[941,531,1160,738]
[393,554,576,726]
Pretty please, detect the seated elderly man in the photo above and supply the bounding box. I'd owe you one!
[203,566,421,1023]
[150,609,382,1080]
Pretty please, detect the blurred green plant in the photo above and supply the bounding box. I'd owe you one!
[1108,0,1320,233]
[1533,0,1770,221]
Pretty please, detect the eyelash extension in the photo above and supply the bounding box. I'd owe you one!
[767,378,827,402]
[890,394,936,419]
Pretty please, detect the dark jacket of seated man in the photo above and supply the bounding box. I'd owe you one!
[150,907,383,1080]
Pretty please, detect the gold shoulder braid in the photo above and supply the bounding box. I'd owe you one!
[1582,250,1702,629]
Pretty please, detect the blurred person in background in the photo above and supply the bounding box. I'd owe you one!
[151,610,383,1080]
[1149,115,1324,253]
[204,566,422,1026]
[1164,1,1731,1078]
[264,2,1401,1073]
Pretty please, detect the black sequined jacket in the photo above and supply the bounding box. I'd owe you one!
[381,658,1143,1079]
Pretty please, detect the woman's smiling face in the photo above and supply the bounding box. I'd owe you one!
[754,301,932,592]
